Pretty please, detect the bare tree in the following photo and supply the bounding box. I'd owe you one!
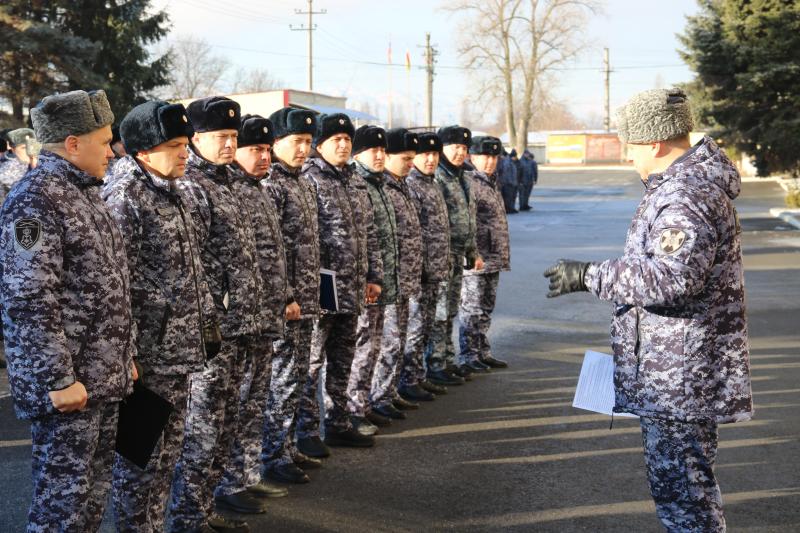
[444,0,601,153]
[230,67,283,94]
[166,36,228,99]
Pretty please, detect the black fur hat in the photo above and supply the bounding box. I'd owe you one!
[416,132,442,154]
[314,113,355,146]
[352,125,387,155]
[186,96,240,133]
[239,114,275,147]
[385,128,419,154]
[469,136,502,156]
[268,107,317,139]
[437,124,471,147]
[120,101,194,155]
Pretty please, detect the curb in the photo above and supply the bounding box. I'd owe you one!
[769,207,800,230]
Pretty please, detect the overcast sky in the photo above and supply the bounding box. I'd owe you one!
[152,0,700,127]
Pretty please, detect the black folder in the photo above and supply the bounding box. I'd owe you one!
[320,269,339,312]
[115,381,174,469]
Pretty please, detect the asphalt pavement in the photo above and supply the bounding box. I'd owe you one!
[1,168,798,532]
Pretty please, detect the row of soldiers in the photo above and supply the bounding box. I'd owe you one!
[0,89,511,533]
[497,148,538,214]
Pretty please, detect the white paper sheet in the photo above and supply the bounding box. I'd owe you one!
[573,350,638,418]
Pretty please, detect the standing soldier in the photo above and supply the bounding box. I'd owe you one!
[497,149,518,214]
[169,96,265,532]
[215,114,291,508]
[102,100,217,532]
[369,128,423,420]
[459,136,510,371]
[0,128,36,205]
[544,88,752,531]
[261,107,322,482]
[428,125,482,384]
[296,113,378,451]
[402,132,455,395]
[518,149,537,211]
[347,125,399,432]
[0,89,135,532]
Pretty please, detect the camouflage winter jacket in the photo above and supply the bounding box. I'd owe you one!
[103,156,214,374]
[0,156,28,207]
[465,169,510,275]
[0,152,134,419]
[585,137,752,424]
[406,167,451,283]
[435,158,477,266]
[230,164,291,337]
[262,160,320,319]
[177,149,262,338]
[354,160,399,306]
[383,172,423,298]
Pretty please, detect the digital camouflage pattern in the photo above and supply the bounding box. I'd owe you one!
[303,156,381,314]
[347,305,385,416]
[262,160,320,318]
[406,167,451,283]
[354,160,399,305]
[404,283,441,386]
[176,149,262,338]
[640,416,725,532]
[465,169,510,274]
[103,156,213,375]
[585,137,752,423]
[434,159,477,266]
[0,155,28,205]
[229,164,291,337]
[383,172,422,298]
[0,151,134,420]
[458,271,500,365]
[370,297,409,409]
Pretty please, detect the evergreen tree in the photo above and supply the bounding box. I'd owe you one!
[679,0,800,177]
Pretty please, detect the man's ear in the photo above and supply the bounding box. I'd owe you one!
[63,135,80,156]
[653,141,669,158]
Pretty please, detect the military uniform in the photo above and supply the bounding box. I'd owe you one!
[102,155,212,532]
[406,166,451,387]
[216,162,291,497]
[0,155,29,206]
[430,157,477,371]
[458,167,510,365]
[296,155,378,437]
[517,151,537,210]
[346,160,398,418]
[0,151,134,532]
[169,148,263,532]
[584,137,752,531]
[370,171,422,408]
[261,159,320,468]
[496,155,518,212]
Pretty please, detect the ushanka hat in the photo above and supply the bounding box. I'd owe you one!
[268,107,317,139]
[186,96,240,133]
[616,87,694,144]
[437,124,471,147]
[469,136,502,156]
[7,128,35,147]
[314,113,355,146]
[31,90,114,143]
[120,100,194,154]
[416,132,442,153]
[385,128,419,154]
[238,114,275,147]
[352,125,387,155]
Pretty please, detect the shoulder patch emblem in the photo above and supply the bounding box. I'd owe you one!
[659,228,686,254]
[15,219,42,250]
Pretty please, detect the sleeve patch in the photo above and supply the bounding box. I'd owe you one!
[14,218,42,251]
[659,228,686,254]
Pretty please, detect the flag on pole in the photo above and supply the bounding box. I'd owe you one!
[405,50,411,71]
[388,42,392,65]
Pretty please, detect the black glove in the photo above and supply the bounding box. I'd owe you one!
[543,260,590,298]
[203,322,222,360]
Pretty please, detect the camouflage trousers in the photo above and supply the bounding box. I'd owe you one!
[426,253,465,371]
[168,338,248,532]
[28,402,119,533]
[458,272,500,365]
[296,313,357,438]
[640,416,725,532]
[112,372,189,533]
[407,282,443,386]
[346,305,385,417]
[263,319,313,469]
[370,296,409,409]
[217,336,273,497]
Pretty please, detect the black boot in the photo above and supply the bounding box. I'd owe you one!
[480,355,509,369]
[372,403,406,420]
[324,427,375,448]
[427,369,464,386]
[419,379,447,394]
[214,490,267,514]
[296,435,331,458]
[399,384,435,402]
[392,396,420,411]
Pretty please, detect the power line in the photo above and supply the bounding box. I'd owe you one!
[290,0,326,91]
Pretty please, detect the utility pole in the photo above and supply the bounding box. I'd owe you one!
[291,0,326,91]
[418,33,438,128]
[603,47,611,132]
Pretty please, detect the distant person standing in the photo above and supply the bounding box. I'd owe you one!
[518,149,538,211]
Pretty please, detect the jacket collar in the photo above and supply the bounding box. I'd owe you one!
[38,151,102,188]
[188,147,230,185]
